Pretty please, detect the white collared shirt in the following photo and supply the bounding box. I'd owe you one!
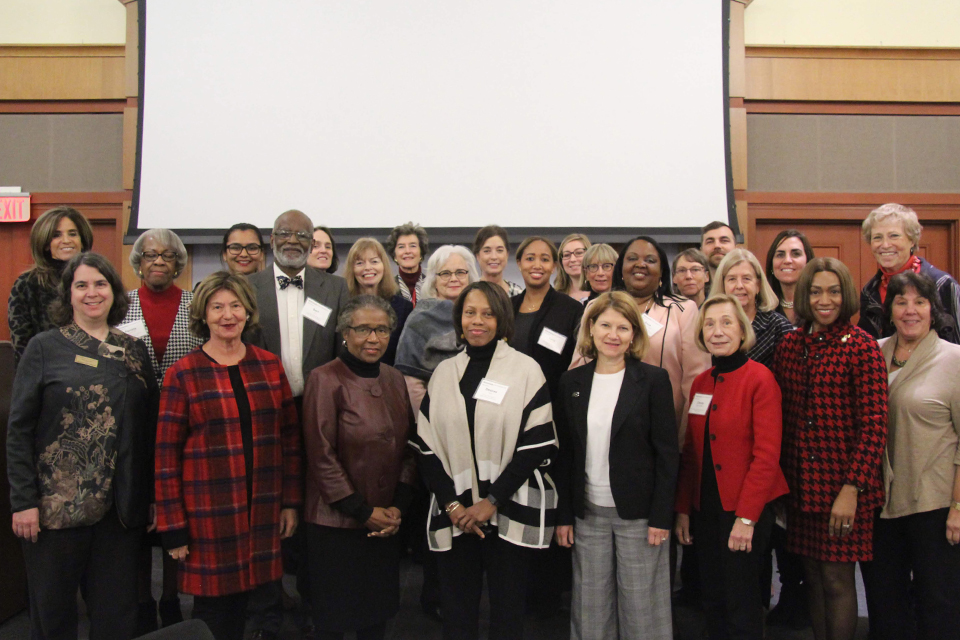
[273,263,306,396]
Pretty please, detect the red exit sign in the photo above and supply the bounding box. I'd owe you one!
[0,193,31,222]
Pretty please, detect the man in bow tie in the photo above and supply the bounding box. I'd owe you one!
[244,208,348,639]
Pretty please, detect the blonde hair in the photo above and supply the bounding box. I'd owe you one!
[579,243,619,291]
[555,233,592,294]
[695,294,756,354]
[344,238,398,299]
[861,203,922,253]
[190,271,259,340]
[577,292,649,361]
[708,249,778,313]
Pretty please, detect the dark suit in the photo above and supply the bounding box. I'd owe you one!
[509,286,583,401]
[245,266,349,389]
[554,358,679,530]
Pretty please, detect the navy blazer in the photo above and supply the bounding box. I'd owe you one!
[245,265,349,387]
[554,358,679,530]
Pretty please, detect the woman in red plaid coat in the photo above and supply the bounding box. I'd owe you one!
[155,272,303,640]
[774,258,887,640]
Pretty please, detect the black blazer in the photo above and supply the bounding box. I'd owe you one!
[244,265,349,387]
[554,358,679,530]
[510,286,583,401]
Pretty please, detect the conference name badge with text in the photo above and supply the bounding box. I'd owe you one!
[537,327,567,354]
[473,379,509,405]
[302,298,333,327]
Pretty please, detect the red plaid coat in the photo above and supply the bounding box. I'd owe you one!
[155,345,302,596]
[774,322,887,513]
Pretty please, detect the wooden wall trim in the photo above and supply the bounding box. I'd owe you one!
[745,192,960,206]
[745,48,960,103]
[0,45,125,101]
[745,101,960,116]
[747,46,960,61]
[0,100,125,114]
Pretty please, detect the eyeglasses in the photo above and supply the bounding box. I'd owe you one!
[561,249,586,260]
[348,325,391,338]
[437,269,470,281]
[274,229,312,243]
[225,243,263,256]
[585,263,615,274]
[675,267,705,276]
[142,250,179,263]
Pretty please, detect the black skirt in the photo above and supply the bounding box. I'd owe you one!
[307,522,400,632]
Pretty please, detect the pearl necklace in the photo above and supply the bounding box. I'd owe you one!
[780,298,794,309]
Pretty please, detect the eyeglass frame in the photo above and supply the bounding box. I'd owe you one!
[584,262,615,274]
[225,243,264,256]
[436,269,470,281]
[273,228,313,244]
[347,325,392,338]
[141,250,180,263]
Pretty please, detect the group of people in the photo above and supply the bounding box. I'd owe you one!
[5,203,960,640]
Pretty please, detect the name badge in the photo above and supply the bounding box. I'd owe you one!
[642,313,664,337]
[302,298,332,327]
[117,319,149,339]
[75,355,99,368]
[688,393,713,416]
[473,378,509,405]
[537,327,568,354]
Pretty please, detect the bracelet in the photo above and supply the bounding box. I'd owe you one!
[445,501,462,515]
[952,501,960,512]
[738,517,755,527]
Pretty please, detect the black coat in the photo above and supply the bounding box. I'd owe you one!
[510,286,583,401]
[554,358,679,530]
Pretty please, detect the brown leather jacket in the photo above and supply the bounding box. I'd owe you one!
[302,358,417,529]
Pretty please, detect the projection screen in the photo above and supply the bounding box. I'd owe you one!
[132,0,734,240]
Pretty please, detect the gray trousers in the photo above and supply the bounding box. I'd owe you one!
[571,503,672,640]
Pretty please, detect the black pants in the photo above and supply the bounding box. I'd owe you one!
[192,591,249,640]
[693,506,774,640]
[21,509,142,640]
[435,533,532,640]
[861,508,960,640]
[314,622,386,640]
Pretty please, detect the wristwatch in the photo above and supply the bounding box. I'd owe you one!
[738,517,755,527]
[952,501,960,512]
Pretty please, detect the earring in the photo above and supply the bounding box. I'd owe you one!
[246,314,251,321]
[342,339,347,347]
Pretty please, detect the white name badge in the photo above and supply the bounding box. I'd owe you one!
[302,298,332,327]
[642,313,664,337]
[473,378,509,405]
[117,319,148,339]
[537,327,568,354]
[688,393,713,416]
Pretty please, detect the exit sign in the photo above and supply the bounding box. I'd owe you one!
[0,193,31,222]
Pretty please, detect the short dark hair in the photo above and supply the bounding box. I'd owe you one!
[453,281,514,347]
[221,223,265,254]
[190,271,260,340]
[700,220,734,244]
[384,222,430,264]
[29,206,95,288]
[336,294,398,335]
[472,225,510,255]
[49,253,129,327]
[794,257,859,327]
[764,229,815,302]
[313,225,340,273]
[883,272,948,333]
[613,236,680,306]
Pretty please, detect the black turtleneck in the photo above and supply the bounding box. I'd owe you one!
[459,339,498,439]
[339,349,381,378]
[700,350,749,514]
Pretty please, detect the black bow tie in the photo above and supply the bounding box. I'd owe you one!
[277,274,304,290]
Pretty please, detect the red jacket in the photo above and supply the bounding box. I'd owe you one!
[773,322,887,513]
[675,357,789,522]
[155,345,303,596]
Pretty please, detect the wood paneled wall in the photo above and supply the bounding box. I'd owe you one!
[0,46,125,101]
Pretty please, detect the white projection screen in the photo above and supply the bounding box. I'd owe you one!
[132,0,734,241]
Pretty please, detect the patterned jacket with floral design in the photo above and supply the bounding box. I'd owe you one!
[7,325,159,529]
[773,322,888,513]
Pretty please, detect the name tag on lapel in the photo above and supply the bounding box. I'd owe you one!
[642,313,664,337]
[302,298,332,327]
[688,393,712,416]
[117,319,148,339]
[473,378,509,405]
[75,355,99,368]
[537,327,567,354]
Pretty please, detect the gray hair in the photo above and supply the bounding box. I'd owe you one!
[708,248,779,313]
[421,245,480,299]
[861,203,923,252]
[336,294,398,334]
[130,228,188,276]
